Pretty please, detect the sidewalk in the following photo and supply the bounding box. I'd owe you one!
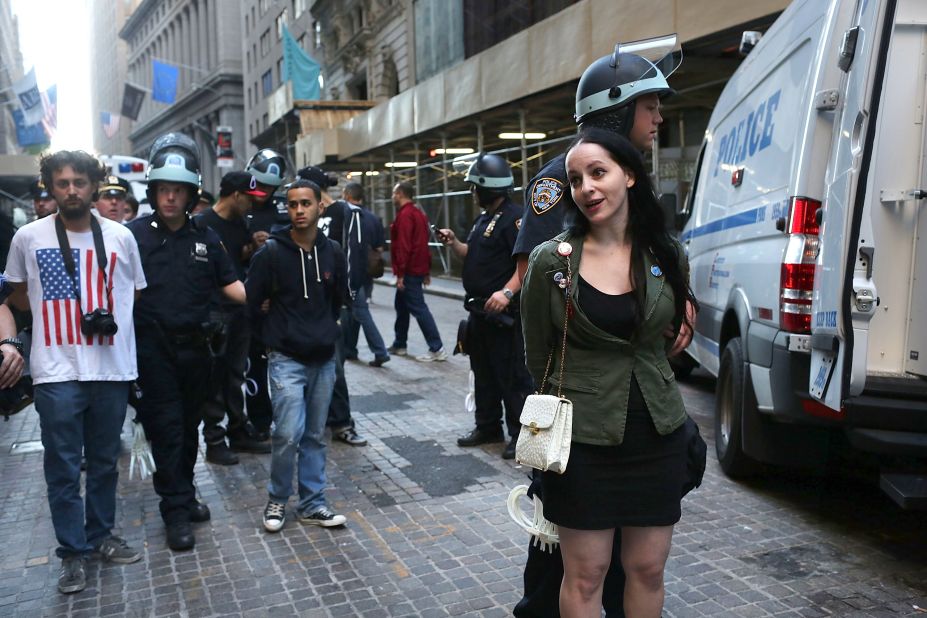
[374,276,465,302]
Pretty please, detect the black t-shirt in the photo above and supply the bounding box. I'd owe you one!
[318,199,348,245]
[462,197,521,299]
[247,195,289,235]
[195,208,250,281]
[513,152,572,256]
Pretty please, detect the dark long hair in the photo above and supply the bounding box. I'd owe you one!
[564,127,695,333]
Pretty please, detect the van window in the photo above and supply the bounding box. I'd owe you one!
[681,140,706,227]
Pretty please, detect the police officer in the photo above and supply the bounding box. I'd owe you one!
[127,133,244,551]
[94,175,130,222]
[243,148,289,439]
[30,177,58,219]
[437,153,533,460]
[512,38,687,618]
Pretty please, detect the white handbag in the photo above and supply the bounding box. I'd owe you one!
[515,273,574,474]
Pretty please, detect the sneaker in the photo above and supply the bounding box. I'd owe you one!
[299,507,347,528]
[334,428,368,446]
[205,442,240,466]
[57,556,86,594]
[387,345,407,356]
[263,500,286,533]
[416,348,448,362]
[368,355,390,367]
[96,535,142,564]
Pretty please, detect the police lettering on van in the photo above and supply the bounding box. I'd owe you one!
[712,90,780,178]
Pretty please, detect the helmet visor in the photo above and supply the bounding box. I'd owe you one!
[614,34,683,82]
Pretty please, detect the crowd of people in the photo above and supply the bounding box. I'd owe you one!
[0,35,702,617]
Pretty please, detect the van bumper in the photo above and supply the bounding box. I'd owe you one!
[843,394,927,457]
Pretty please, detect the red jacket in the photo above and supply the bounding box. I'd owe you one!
[390,202,431,278]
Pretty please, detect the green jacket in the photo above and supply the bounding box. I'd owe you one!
[521,231,688,446]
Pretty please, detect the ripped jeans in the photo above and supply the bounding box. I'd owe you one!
[266,352,336,515]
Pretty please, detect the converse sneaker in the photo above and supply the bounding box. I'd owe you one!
[334,427,368,446]
[298,507,347,528]
[416,347,448,362]
[387,345,407,356]
[96,535,142,564]
[57,556,86,594]
[262,500,287,533]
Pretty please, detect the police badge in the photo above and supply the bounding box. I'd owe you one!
[531,178,564,216]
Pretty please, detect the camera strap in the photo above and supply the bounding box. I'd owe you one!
[54,215,112,308]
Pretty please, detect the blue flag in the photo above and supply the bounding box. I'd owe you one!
[152,60,179,104]
[282,25,321,100]
[12,108,49,147]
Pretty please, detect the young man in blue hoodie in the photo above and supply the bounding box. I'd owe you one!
[245,179,350,532]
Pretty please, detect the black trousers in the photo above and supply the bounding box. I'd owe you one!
[134,331,211,524]
[467,313,533,439]
[245,337,273,433]
[327,315,355,432]
[201,310,251,445]
[514,474,626,618]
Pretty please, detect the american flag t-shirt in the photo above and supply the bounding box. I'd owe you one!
[36,247,116,346]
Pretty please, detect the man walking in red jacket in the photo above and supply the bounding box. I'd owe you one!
[388,182,446,361]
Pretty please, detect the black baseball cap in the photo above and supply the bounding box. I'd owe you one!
[220,171,269,198]
[296,166,338,189]
[99,175,129,197]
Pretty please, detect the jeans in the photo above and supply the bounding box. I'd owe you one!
[267,352,336,515]
[327,325,355,434]
[392,274,443,352]
[343,284,388,359]
[34,380,130,558]
[202,309,251,445]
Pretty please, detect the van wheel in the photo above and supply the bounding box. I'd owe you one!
[715,337,756,477]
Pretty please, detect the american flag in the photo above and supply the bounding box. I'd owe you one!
[40,85,57,140]
[100,111,120,139]
[37,248,116,347]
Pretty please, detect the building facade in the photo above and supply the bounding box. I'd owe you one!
[120,0,245,192]
[89,0,142,155]
[0,0,24,155]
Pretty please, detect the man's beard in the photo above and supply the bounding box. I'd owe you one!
[57,197,92,220]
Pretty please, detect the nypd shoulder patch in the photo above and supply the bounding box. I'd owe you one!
[531,178,564,216]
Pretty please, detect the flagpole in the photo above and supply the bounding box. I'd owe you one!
[151,57,208,74]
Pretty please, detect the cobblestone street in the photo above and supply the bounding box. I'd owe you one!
[0,283,925,617]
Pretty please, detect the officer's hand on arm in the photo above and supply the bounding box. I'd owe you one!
[221,280,246,305]
[665,299,696,357]
[252,231,270,248]
[484,291,510,314]
[0,305,23,389]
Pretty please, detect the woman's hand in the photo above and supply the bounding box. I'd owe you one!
[665,299,696,357]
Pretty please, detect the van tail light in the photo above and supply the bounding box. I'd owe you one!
[780,197,822,333]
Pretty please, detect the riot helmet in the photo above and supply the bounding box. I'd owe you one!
[465,153,514,206]
[246,149,287,187]
[574,34,681,135]
[146,132,202,211]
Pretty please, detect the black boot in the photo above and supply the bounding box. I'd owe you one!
[166,522,195,551]
[457,427,505,447]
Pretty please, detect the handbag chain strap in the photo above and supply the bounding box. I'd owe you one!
[539,258,572,399]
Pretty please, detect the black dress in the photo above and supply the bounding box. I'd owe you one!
[541,276,688,529]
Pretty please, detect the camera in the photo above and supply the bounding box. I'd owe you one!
[81,308,119,337]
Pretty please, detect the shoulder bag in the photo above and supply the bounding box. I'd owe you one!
[515,264,573,474]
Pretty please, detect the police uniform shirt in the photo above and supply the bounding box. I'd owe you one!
[512,153,573,256]
[462,197,522,299]
[247,194,289,235]
[127,214,238,331]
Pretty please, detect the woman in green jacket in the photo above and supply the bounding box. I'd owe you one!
[521,128,697,617]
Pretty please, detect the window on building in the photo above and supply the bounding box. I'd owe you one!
[293,0,307,18]
[263,113,269,129]
[253,44,258,64]
[251,6,256,25]
[277,57,285,83]
[298,33,306,50]
[462,0,580,58]
[259,0,269,16]
[245,13,249,35]
[247,86,252,108]
[313,20,321,48]
[262,70,273,96]
[246,49,251,70]
[414,0,465,83]
[260,29,270,56]
[275,8,288,40]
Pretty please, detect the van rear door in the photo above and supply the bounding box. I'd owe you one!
[809,0,897,411]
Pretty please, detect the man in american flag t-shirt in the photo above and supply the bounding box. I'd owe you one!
[5,150,147,595]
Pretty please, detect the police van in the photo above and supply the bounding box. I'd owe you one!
[679,0,927,507]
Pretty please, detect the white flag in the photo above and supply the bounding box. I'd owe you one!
[13,68,43,126]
